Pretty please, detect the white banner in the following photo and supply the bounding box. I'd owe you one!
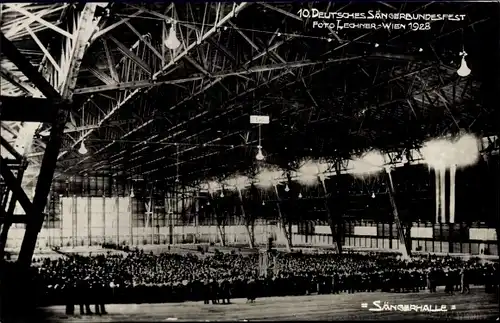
[469,228,497,241]
[354,226,377,236]
[411,227,433,239]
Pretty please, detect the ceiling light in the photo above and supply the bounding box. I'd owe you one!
[206,201,210,206]
[374,43,379,48]
[371,192,375,198]
[220,191,224,198]
[419,48,423,52]
[457,51,471,77]
[262,201,265,206]
[164,24,181,50]
[78,141,88,155]
[130,188,135,198]
[284,184,290,192]
[256,146,265,161]
[298,192,302,198]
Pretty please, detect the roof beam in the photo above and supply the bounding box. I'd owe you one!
[72,56,359,95]
[5,4,74,39]
[68,38,310,173]
[0,96,65,123]
[57,3,250,163]
[90,9,144,42]
[0,68,44,98]
[108,35,153,75]
[0,33,60,99]
[96,64,333,174]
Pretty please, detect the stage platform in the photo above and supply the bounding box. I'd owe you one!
[40,287,498,321]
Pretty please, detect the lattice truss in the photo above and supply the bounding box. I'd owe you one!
[0,2,498,188]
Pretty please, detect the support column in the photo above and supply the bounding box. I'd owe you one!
[59,195,63,247]
[440,169,446,223]
[449,164,456,224]
[237,188,254,249]
[87,177,91,246]
[273,184,291,251]
[102,196,106,243]
[115,197,119,245]
[385,167,411,259]
[0,159,27,259]
[319,175,342,254]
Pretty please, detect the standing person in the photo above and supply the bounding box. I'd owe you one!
[221,278,231,304]
[331,273,339,294]
[210,279,218,305]
[203,277,210,304]
[460,268,470,294]
[76,277,92,315]
[246,277,256,303]
[444,270,454,295]
[93,279,107,315]
[64,281,75,315]
[426,270,433,293]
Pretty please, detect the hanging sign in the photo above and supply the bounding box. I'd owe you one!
[250,115,270,124]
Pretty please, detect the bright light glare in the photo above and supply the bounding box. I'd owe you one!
[350,150,385,177]
[255,167,283,188]
[224,175,250,190]
[453,134,480,168]
[422,134,480,170]
[421,139,455,170]
[297,159,329,186]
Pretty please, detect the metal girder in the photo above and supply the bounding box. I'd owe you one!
[103,63,331,176]
[58,3,107,97]
[73,44,304,174]
[57,2,249,162]
[0,137,24,161]
[385,168,411,259]
[4,4,73,39]
[0,96,66,123]
[0,68,44,98]
[0,213,31,224]
[1,4,106,267]
[107,36,153,75]
[2,5,69,40]
[0,156,33,216]
[0,33,61,99]
[72,56,361,95]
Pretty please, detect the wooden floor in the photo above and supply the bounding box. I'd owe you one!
[40,287,498,321]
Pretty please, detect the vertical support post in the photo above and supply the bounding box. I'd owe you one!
[71,195,76,247]
[102,195,106,244]
[385,167,411,259]
[87,179,91,246]
[129,192,134,246]
[210,191,226,246]
[151,197,155,245]
[116,196,119,246]
[435,168,440,223]
[319,176,342,254]
[238,188,254,248]
[165,191,173,245]
[449,164,456,224]
[0,159,28,259]
[17,103,70,266]
[273,184,291,251]
[59,195,63,247]
[440,168,446,224]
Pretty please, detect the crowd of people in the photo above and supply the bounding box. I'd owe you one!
[27,248,499,314]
